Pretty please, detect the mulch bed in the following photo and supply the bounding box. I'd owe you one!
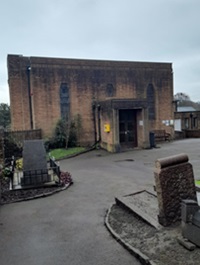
[0,170,73,204]
[1,185,66,204]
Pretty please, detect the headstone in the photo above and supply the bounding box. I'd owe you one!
[181,200,200,247]
[154,153,197,226]
[22,140,50,186]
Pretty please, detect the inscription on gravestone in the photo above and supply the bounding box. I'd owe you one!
[22,140,50,186]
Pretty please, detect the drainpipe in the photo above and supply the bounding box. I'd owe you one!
[27,65,33,129]
[97,104,101,142]
[190,113,193,130]
[92,103,97,143]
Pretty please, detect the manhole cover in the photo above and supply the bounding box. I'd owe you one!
[115,159,134,162]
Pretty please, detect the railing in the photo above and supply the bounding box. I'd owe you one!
[185,129,200,138]
[49,157,61,184]
[22,169,50,186]
[2,153,62,189]
[5,156,61,189]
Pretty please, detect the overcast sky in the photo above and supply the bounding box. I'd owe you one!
[0,0,200,103]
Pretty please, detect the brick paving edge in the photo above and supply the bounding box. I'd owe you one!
[104,204,157,265]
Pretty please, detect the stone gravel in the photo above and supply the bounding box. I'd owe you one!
[108,204,200,265]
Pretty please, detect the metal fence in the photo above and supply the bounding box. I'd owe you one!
[49,157,61,183]
[9,156,61,189]
[22,169,50,186]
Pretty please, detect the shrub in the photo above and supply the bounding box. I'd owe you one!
[45,115,82,151]
[68,120,77,147]
[0,166,12,192]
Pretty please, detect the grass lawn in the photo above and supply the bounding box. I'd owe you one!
[48,147,86,160]
[195,180,200,186]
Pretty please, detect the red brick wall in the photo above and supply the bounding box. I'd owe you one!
[8,55,31,131]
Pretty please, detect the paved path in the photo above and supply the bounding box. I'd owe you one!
[0,139,200,265]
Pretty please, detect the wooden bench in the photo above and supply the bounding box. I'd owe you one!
[152,130,171,142]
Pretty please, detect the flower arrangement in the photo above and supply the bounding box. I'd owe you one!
[16,158,23,170]
[59,171,73,185]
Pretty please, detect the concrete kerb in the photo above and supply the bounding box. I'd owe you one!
[1,182,73,205]
[104,204,157,265]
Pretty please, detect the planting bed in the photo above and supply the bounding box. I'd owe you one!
[1,185,68,204]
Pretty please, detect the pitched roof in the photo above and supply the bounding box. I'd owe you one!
[177,106,196,112]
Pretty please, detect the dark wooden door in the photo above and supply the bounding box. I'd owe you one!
[119,109,137,147]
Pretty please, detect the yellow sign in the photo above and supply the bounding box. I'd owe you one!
[104,124,110,133]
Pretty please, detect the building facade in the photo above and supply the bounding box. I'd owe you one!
[8,54,174,152]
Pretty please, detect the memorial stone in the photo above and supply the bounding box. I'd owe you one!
[22,140,50,186]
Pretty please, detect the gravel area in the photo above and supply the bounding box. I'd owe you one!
[1,185,66,204]
[108,204,200,265]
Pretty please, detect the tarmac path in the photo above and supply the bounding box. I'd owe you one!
[0,139,200,265]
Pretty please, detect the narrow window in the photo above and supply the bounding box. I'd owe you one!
[106,84,115,97]
[147,84,155,120]
[60,83,70,120]
[184,118,189,129]
[193,117,197,128]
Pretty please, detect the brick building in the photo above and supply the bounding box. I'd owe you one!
[7,54,174,152]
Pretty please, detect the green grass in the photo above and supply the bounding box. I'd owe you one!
[48,147,86,160]
[195,180,200,186]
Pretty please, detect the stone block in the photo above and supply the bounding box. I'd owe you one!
[154,153,197,226]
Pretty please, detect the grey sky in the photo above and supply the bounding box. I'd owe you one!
[0,0,200,103]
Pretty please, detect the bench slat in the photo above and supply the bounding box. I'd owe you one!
[152,130,170,142]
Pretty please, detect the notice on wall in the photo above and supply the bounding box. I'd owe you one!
[139,120,144,126]
[165,120,170,126]
[162,120,173,126]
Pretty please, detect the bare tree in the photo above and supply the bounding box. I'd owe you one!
[174,92,191,102]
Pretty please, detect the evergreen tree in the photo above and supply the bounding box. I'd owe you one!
[0,103,10,129]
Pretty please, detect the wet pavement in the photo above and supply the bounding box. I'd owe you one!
[0,139,200,265]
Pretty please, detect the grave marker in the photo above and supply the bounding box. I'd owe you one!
[22,140,50,186]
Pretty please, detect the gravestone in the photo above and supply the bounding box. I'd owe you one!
[22,140,50,186]
[154,153,197,226]
[181,199,200,247]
